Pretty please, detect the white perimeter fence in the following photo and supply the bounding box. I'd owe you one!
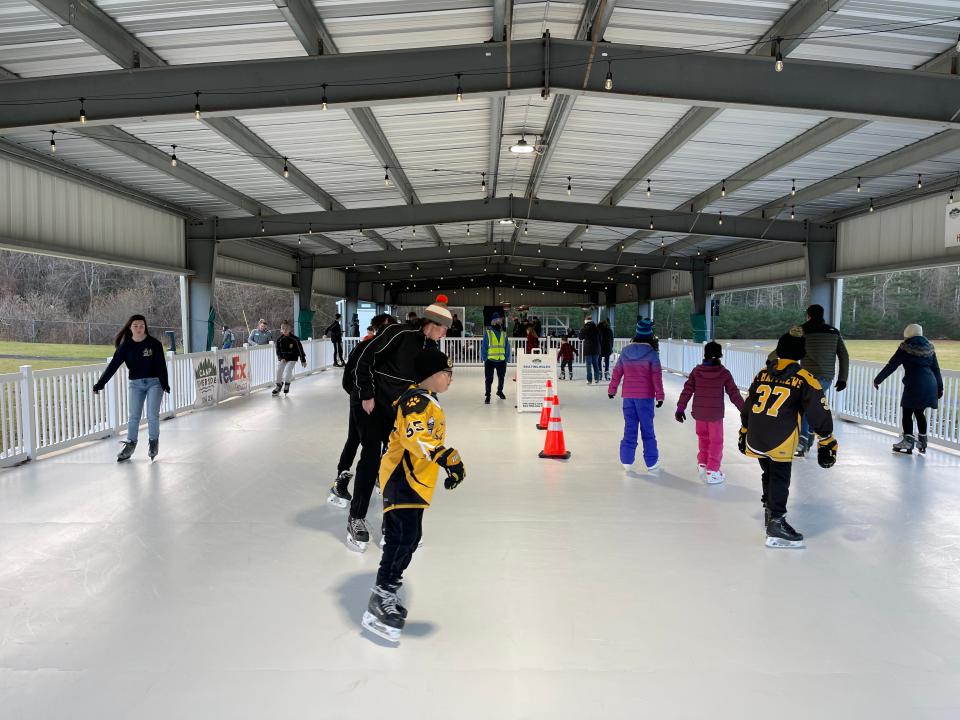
[659,339,960,452]
[5,336,955,466]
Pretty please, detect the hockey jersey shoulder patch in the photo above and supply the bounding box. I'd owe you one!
[400,392,431,416]
[796,368,822,390]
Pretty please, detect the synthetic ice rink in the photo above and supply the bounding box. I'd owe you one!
[2,367,960,719]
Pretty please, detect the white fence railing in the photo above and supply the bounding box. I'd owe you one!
[659,339,960,452]
[0,339,338,467]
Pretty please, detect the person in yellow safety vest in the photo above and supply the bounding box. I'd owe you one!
[482,312,511,404]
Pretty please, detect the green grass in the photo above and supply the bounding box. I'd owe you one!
[0,341,114,375]
[722,339,960,371]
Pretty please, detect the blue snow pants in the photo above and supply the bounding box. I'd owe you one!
[620,398,658,467]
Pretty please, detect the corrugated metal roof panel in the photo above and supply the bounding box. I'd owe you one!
[496,94,553,199]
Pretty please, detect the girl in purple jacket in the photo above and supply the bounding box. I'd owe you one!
[674,341,744,484]
[608,319,665,472]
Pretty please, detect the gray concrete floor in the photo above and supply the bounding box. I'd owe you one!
[2,368,960,719]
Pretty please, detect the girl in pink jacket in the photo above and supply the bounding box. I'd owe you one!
[608,319,665,472]
[674,341,744,484]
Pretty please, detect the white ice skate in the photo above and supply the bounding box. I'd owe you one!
[697,463,707,477]
[705,470,725,485]
[362,611,401,642]
[645,460,661,473]
[362,586,404,643]
[622,463,632,471]
[327,491,348,509]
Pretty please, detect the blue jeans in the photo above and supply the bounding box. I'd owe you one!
[801,376,831,445]
[585,354,602,383]
[128,377,163,443]
[621,398,658,467]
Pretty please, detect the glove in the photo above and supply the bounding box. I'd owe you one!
[834,380,846,392]
[817,436,838,469]
[162,385,171,394]
[656,400,663,408]
[608,394,615,399]
[738,427,747,455]
[675,409,686,423]
[93,383,104,395]
[434,447,465,489]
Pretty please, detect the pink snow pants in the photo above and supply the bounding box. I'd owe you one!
[695,419,724,472]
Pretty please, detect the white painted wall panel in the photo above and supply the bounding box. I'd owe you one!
[651,269,692,299]
[0,154,184,271]
[400,288,591,306]
[837,193,960,275]
[312,267,346,297]
[216,256,291,291]
[712,259,805,292]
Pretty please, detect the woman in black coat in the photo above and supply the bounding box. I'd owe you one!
[874,323,943,454]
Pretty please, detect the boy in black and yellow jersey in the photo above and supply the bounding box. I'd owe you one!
[739,327,838,548]
[362,348,465,643]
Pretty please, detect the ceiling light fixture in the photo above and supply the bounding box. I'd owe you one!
[773,38,784,73]
[510,135,535,154]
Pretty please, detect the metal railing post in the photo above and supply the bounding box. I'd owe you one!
[18,365,36,459]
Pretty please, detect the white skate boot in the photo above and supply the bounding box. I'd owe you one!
[705,469,725,485]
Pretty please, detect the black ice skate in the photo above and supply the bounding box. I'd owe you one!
[148,439,158,461]
[496,390,506,400]
[383,582,408,619]
[917,434,928,454]
[484,395,490,404]
[347,516,370,552]
[559,371,566,380]
[794,436,810,458]
[116,440,137,462]
[361,585,405,642]
[327,471,353,508]
[271,383,282,396]
[765,515,805,549]
[892,434,915,454]
[283,382,290,395]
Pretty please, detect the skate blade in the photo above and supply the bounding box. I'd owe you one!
[346,534,368,553]
[362,611,401,642]
[765,537,805,549]
[892,448,913,455]
[705,477,725,485]
[327,494,348,508]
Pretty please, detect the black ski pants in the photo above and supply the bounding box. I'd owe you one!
[336,401,361,475]
[332,339,344,365]
[759,457,793,518]
[351,398,394,520]
[376,506,424,588]
[901,408,927,436]
[484,360,506,397]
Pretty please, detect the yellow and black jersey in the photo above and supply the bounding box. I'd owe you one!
[741,359,834,462]
[378,386,448,512]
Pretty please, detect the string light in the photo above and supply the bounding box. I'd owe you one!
[170,144,177,167]
[646,178,651,197]
[649,216,654,230]
[481,172,486,192]
[917,174,923,189]
[455,73,463,102]
[718,210,723,225]
[791,179,796,196]
[790,206,795,220]
[79,97,86,124]
[321,83,328,111]
[580,241,584,252]
[567,176,572,196]
[384,166,390,186]
[308,223,313,234]
[869,198,875,212]
[856,177,861,193]
[585,224,590,233]
[412,225,416,235]
[524,223,529,235]
[49,130,56,153]
[721,179,726,197]
[194,91,201,120]
[282,157,289,178]
[260,220,265,233]
[773,38,784,72]
[466,224,470,235]
[537,243,541,253]
[604,61,613,91]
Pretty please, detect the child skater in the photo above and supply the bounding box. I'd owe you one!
[739,327,837,549]
[362,348,465,643]
[608,319,665,472]
[272,322,306,396]
[675,341,745,484]
[558,333,575,380]
[873,323,943,455]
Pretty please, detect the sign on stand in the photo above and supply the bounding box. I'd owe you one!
[946,200,960,248]
[192,355,218,409]
[217,348,250,401]
[516,349,557,413]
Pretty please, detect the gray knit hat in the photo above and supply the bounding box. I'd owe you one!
[422,294,453,327]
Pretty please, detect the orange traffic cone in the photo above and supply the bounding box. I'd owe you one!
[539,396,571,460]
[536,380,554,430]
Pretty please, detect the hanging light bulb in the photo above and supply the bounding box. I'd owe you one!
[585,224,590,233]
[646,178,651,197]
[455,73,463,102]
[79,97,86,124]
[869,198,875,212]
[412,225,416,236]
[917,174,923,189]
[49,130,56,153]
[282,157,289,178]
[649,216,654,230]
[721,179,726,197]
[170,144,178,167]
[580,241,584,252]
[856,177,861,193]
[604,61,613,91]
[567,176,572,196]
[791,179,796,196]
[447,243,451,253]
[401,239,404,250]
[194,91,201,120]
[718,210,723,225]
[321,83,328,111]
[466,223,471,236]
[308,223,313,234]
[383,166,391,186]
[773,38,784,73]
[260,219,265,233]
[537,243,541,253]
[790,206,795,220]
[481,172,487,193]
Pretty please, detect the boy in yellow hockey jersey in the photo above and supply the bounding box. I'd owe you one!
[362,348,465,643]
[739,327,838,548]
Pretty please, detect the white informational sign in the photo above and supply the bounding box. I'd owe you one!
[670,271,681,293]
[515,349,558,413]
[946,201,960,248]
[217,348,250,401]
[192,355,218,409]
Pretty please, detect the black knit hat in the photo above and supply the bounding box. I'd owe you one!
[776,326,806,361]
[704,341,723,359]
[414,348,453,382]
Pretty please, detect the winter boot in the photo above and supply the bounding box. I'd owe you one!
[347,516,370,552]
[361,585,405,642]
[892,434,915,455]
[271,383,282,396]
[917,434,928,454]
[283,382,290,395]
[327,471,353,508]
[116,440,137,462]
[765,515,805,549]
[148,439,159,461]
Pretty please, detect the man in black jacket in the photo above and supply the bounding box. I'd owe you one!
[796,304,849,456]
[581,318,602,384]
[272,322,306,396]
[344,296,453,551]
[598,320,614,381]
[324,313,345,367]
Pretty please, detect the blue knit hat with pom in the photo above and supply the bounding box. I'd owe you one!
[635,318,655,340]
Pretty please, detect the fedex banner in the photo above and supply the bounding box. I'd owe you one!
[217,349,250,401]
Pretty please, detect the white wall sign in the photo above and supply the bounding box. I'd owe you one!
[946,201,960,248]
[515,349,558,413]
[217,349,251,401]
[192,355,218,409]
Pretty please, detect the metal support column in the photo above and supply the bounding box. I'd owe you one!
[345,273,360,338]
[690,260,709,342]
[636,275,653,321]
[184,237,218,353]
[296,254,316,338]
[805,238,837,322]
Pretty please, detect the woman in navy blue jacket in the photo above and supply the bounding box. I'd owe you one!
[874,323,943,455]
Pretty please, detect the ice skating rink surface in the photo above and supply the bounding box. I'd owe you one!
[3,367,960,719]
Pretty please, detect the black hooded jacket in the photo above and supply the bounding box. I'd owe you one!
[352,322,433,406]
